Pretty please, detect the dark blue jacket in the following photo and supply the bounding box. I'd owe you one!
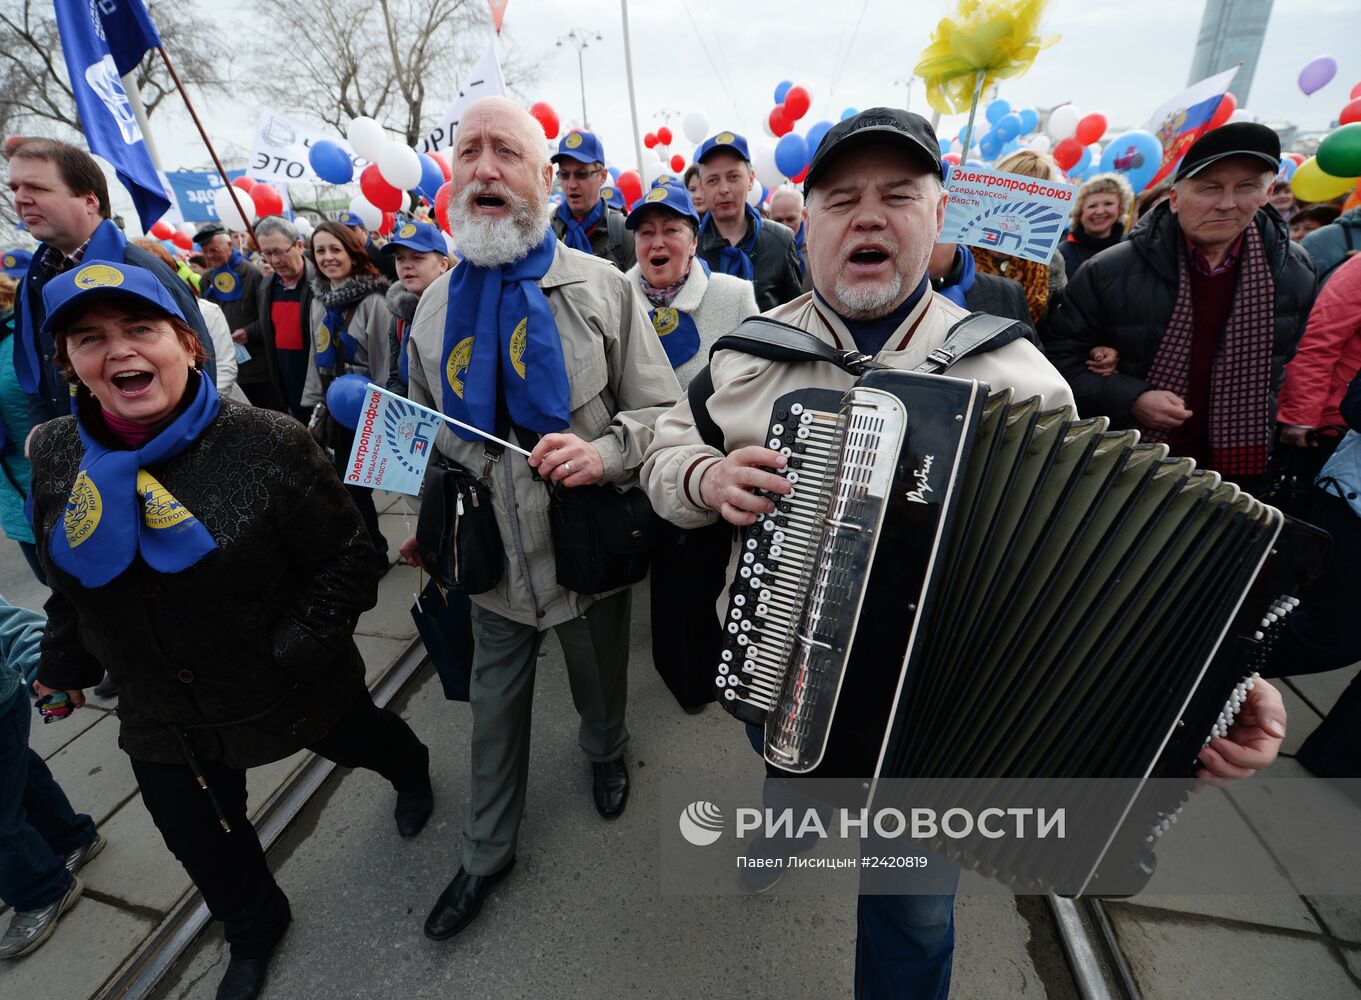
[14,241,215,424]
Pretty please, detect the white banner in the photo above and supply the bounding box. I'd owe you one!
[247,109,369,184]
[418,44,507,154]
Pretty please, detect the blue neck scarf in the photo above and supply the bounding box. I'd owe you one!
[49,374,221,588]
[314,289,362,374]
[649,307,701,368]
[16,219,127,397]
[397,319,410,386]
[557,199,604,254]
[793,220,807,276]
[936,246,976,308]
[702,205,763,281]
[203,248,245,303]
[441,231,569,440]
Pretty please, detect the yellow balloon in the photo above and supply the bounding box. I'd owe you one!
[1292,156,1358,203]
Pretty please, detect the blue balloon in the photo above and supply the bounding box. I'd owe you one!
[1001,137,1022,155]
[1018,108,1039,135]
[995,113,1022,142]
[417,154,446,201]
[985,98,1011,125]
[309,140,354,185]
[774,80,793,105]
[965,159,988,169]
[938,136,953,155]
[774,133,810,179]
[1277,158,1298,183]
[978,131,1002,160]
[840,106,860,121]
[805,120,834,155]
[326,373,372,431]
[1098,129,1164,193]
[607,165,621,180]
[1074,145,1093,175]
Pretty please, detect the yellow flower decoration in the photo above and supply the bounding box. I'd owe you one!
[914,0,1058,115]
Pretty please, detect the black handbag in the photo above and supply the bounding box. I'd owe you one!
[416,455,504,595]
[410,577,474,701]
[548,483,657,594]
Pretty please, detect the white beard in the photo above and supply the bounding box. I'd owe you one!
[835,269,904,320]
[449,182,552,268]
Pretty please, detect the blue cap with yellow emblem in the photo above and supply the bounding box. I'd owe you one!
[625,183,701,230]
[381,219,448,256]
[599,185,625,211]
[1,248,33,277]
[649,173,681,189]
[40,261,188,337]
[552,130,606,166]
[337,211,366,228]
[696,131,750,164]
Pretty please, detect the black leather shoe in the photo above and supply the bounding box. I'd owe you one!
[394,777,434,838]
[592,757,629,819]
[423,860,515,941]
[216,955,270,1000]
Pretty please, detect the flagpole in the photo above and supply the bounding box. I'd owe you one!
[121,71,163,169]
[959,70,987,163]
[618,0,646,178]
[155,46,257,247]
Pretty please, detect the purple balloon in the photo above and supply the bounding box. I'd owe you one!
[1298,55,1338,96]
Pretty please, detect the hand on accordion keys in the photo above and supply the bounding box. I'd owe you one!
[698,446,793,527]
[1194,677,1288,785]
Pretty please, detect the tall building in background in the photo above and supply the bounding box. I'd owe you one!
[1188,0,1274,104]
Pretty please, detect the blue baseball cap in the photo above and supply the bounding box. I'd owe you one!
[696,131,750,164]
[649,173,681,189]
[599,185,625,211]
[1,248,33,277]
[40,261,187,336]
[381,219,448,257]
[625,183,701,230]
[337,211,366,228]
[552,130,605,166]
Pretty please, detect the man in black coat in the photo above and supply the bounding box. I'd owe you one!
[253,217,314,418]
[694,131,803,311]
[1046,123,1316,487]
[7,138,215,426]
[195,222,270,406]
[928,241,1034,332]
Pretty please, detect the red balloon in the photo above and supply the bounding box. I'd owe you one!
[1352,81,1361,101]
[529,101,560,140]
[378,211,395,236]
[784,86,811,121]
[670,154,685,172]
[1053,137,1084,171]
[430,151,452,181]
[171,231,192,251]
[1208,92,1237,130]
[231,176,256,193]
[615,169,642,209]
[359,164,404,212]
[1075,113,1107,146]
[1286,151,1306,166]
[657,126,673,146]
[149,220,174,239]
[644,132,658,149]
[433,181,453,233]
[1341,98,1361,126]
[769,105,793,138]
[791,164,809,185]
[250,183,284,218]
[942,152,961,166]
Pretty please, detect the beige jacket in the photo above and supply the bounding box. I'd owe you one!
[640,288,1075,531]
[301,281,391,407]
[408,242,681,629]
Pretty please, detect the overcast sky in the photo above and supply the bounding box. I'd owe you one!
[51,0,1361,227]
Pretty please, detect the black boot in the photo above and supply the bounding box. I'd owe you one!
[423,860,515,941]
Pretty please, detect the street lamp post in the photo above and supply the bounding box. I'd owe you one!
[557,29,603,129]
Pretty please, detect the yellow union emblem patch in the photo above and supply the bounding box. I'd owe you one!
[2,254,14,268]
[508,319,528,379]
[399,222,418,238]
[315,324,331,354]
[645,187,669,203]
[715,132,736,145]
[137,470,193,530]
[652,307,680,336]
[214,271,237,293]
[64,472,102,548]
[74,264,125,290]
[564,132,584,149]
[446,336,474,397]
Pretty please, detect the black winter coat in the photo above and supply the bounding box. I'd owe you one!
[31,394,378,768]
[698,216,804,312]
[1045,202,1317,429]
[1057,223,1125,279]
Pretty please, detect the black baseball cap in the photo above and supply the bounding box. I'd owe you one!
[1174,122,1281,182]
[192,222,226,245]
[803,108,944,195]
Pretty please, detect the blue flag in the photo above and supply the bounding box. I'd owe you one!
[52,0,169,232]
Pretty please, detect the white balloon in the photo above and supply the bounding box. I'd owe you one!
[1229,109,1252,123]
[1028,134,1052,155]
[751,144,784,190]
[347,116,388,162]
[294,216,314,237]
[746,181,765,208]
[213,187,256,230]
[682,109,710,145]
[642,160,671,187]
[378,141,423,191]
[347,194,383,230]
[1046,105,1080,143]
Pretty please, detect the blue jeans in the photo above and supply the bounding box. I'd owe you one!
[0,692,95,910]
[746,724,958,998]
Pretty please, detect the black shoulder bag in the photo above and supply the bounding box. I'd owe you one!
[416,451,504,595]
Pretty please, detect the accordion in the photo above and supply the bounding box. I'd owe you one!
[715,369,1318,892]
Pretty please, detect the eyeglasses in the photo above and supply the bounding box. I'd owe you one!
[259,247,300,261]
[556,168,602,183]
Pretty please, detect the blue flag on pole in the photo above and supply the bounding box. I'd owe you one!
[52,0,169,231]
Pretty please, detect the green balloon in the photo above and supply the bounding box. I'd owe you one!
[1317,123,1361,179]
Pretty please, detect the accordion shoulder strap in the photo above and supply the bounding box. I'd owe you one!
[686,311,1028,450]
